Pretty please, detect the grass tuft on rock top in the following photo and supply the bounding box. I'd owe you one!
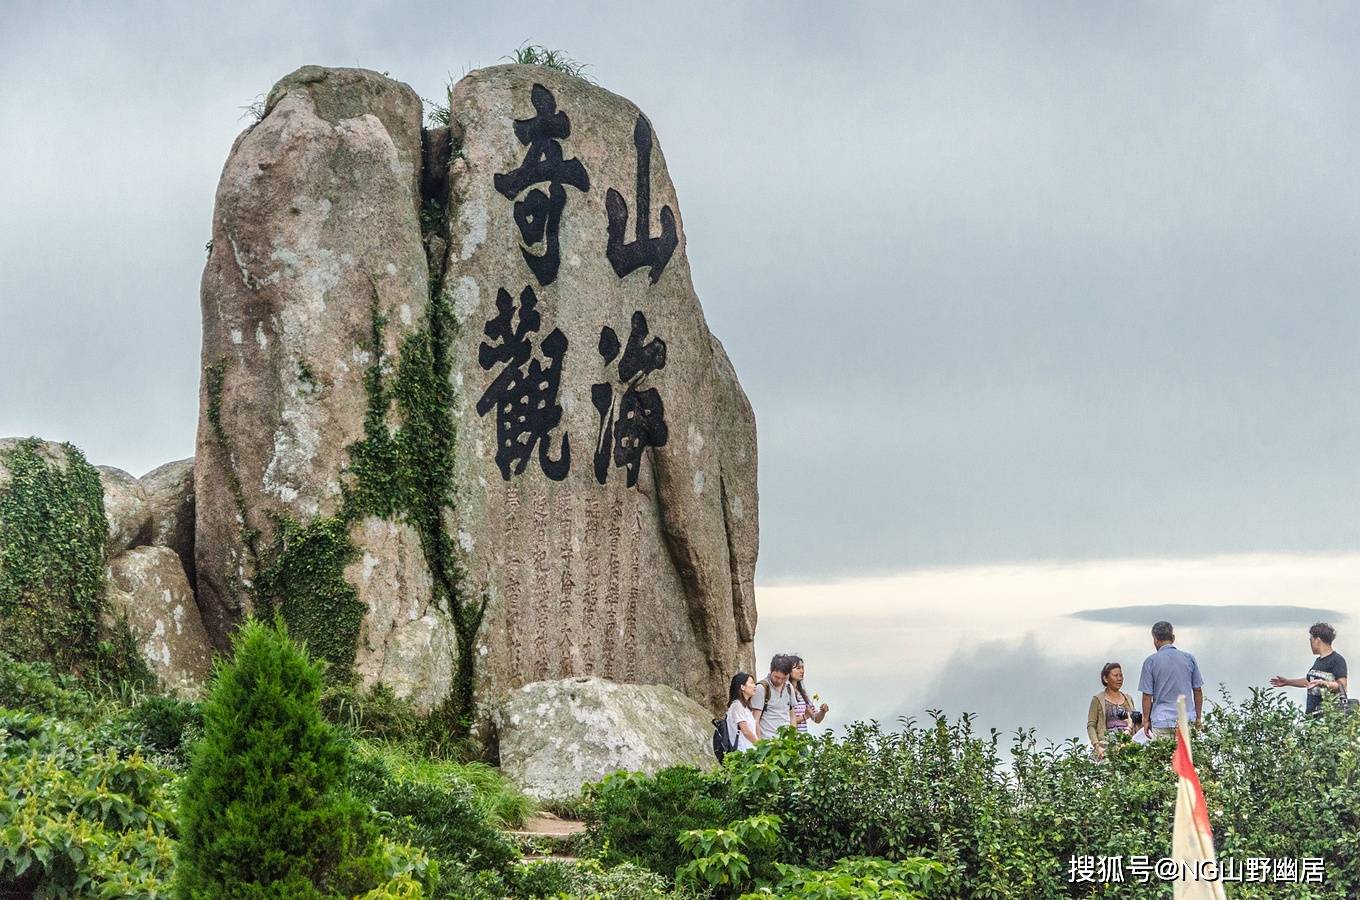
[0,438,147,684]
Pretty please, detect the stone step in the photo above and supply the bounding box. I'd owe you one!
[507,814,587,858]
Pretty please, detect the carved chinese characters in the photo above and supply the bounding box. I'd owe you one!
[494,84,590,287]
[478,83,670,487]
[446,66,758,712]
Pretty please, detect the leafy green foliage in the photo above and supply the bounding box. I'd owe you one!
[0,439,146,683]
[173,619,414,898]
[124,695,203,764]
[584,765,737,877]
[583,693,1360,899]
[740,857,949,900]
[0,650,98,720]
[347,740,520,899]
[0,708,177,898]
[676,814,781,894]
[547,859,691,899]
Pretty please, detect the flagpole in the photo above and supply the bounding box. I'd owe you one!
[1177,695,1191,764]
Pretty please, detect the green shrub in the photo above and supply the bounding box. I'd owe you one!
[0,708,178,897]
[583,765,736,877]
[581,693,1360,899]
[126,695,203,762]
[323,681,425,744]
[740,856,950,899]
[552,859,690,899]
[347,742,520,892]
[0,649,96,719]
[676,813,782,895]
[173,618,406,898]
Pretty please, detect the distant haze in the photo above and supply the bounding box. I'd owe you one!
[758,552,1360,744]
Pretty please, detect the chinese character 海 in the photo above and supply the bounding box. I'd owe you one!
[591,311,668,486]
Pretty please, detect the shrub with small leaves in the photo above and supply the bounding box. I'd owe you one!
[583,765,736,877]
[0,708,177,898]
[173,618,414,898]
[739,856,950,900]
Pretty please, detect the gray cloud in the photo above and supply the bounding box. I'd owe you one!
[1071,604,1347,627]
[3,3,1357,577]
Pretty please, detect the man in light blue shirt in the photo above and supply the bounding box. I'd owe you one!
[1137,620,1204,739]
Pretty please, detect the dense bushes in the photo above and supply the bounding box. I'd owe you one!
[348,744,520,886]
[585,765,739,876]
[583,692,1360,899]
[0,708,177,897]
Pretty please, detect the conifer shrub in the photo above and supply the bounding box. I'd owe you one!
[173,618,410,898]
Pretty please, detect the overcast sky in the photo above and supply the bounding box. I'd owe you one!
[2,2,1357,583]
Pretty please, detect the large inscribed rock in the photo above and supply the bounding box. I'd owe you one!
[193,63,758,716]
[445,66,758,709]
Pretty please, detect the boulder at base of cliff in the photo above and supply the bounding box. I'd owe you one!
[140,458,196,590]
[98,466,151,558]
[493,677,716,801]
[107,546,215,695]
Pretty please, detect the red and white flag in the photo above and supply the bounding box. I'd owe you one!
[1171,695,1227,899]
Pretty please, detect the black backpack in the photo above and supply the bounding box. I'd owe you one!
[712,715,736,761]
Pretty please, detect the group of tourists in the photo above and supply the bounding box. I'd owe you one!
[724,653,830,753]
[1086,620,1349,759]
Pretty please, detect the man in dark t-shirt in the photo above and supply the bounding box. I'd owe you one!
[1271,622,1349,715]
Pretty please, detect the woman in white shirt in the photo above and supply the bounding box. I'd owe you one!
[726,672,759,751]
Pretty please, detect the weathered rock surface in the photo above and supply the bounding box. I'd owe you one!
[107,547,214,695]
[493,677,716,801]
[98,466,151,557]
[193,64,454,704]
[445,66,758,710]
[193,63,759,716]
[140,458,196,589]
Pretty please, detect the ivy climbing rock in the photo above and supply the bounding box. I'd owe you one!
[194,66,454,708]
[0,438,146,681]
[443,65,759,711]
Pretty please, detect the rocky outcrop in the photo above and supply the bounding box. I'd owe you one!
[98,466,151,558]
[445,66,758,710]
[1,438,211,685]
[493,677,716,801]
[141,458,196,589]
[193,63,759,717]
[107,547,214,695]
[193,65,452,705]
